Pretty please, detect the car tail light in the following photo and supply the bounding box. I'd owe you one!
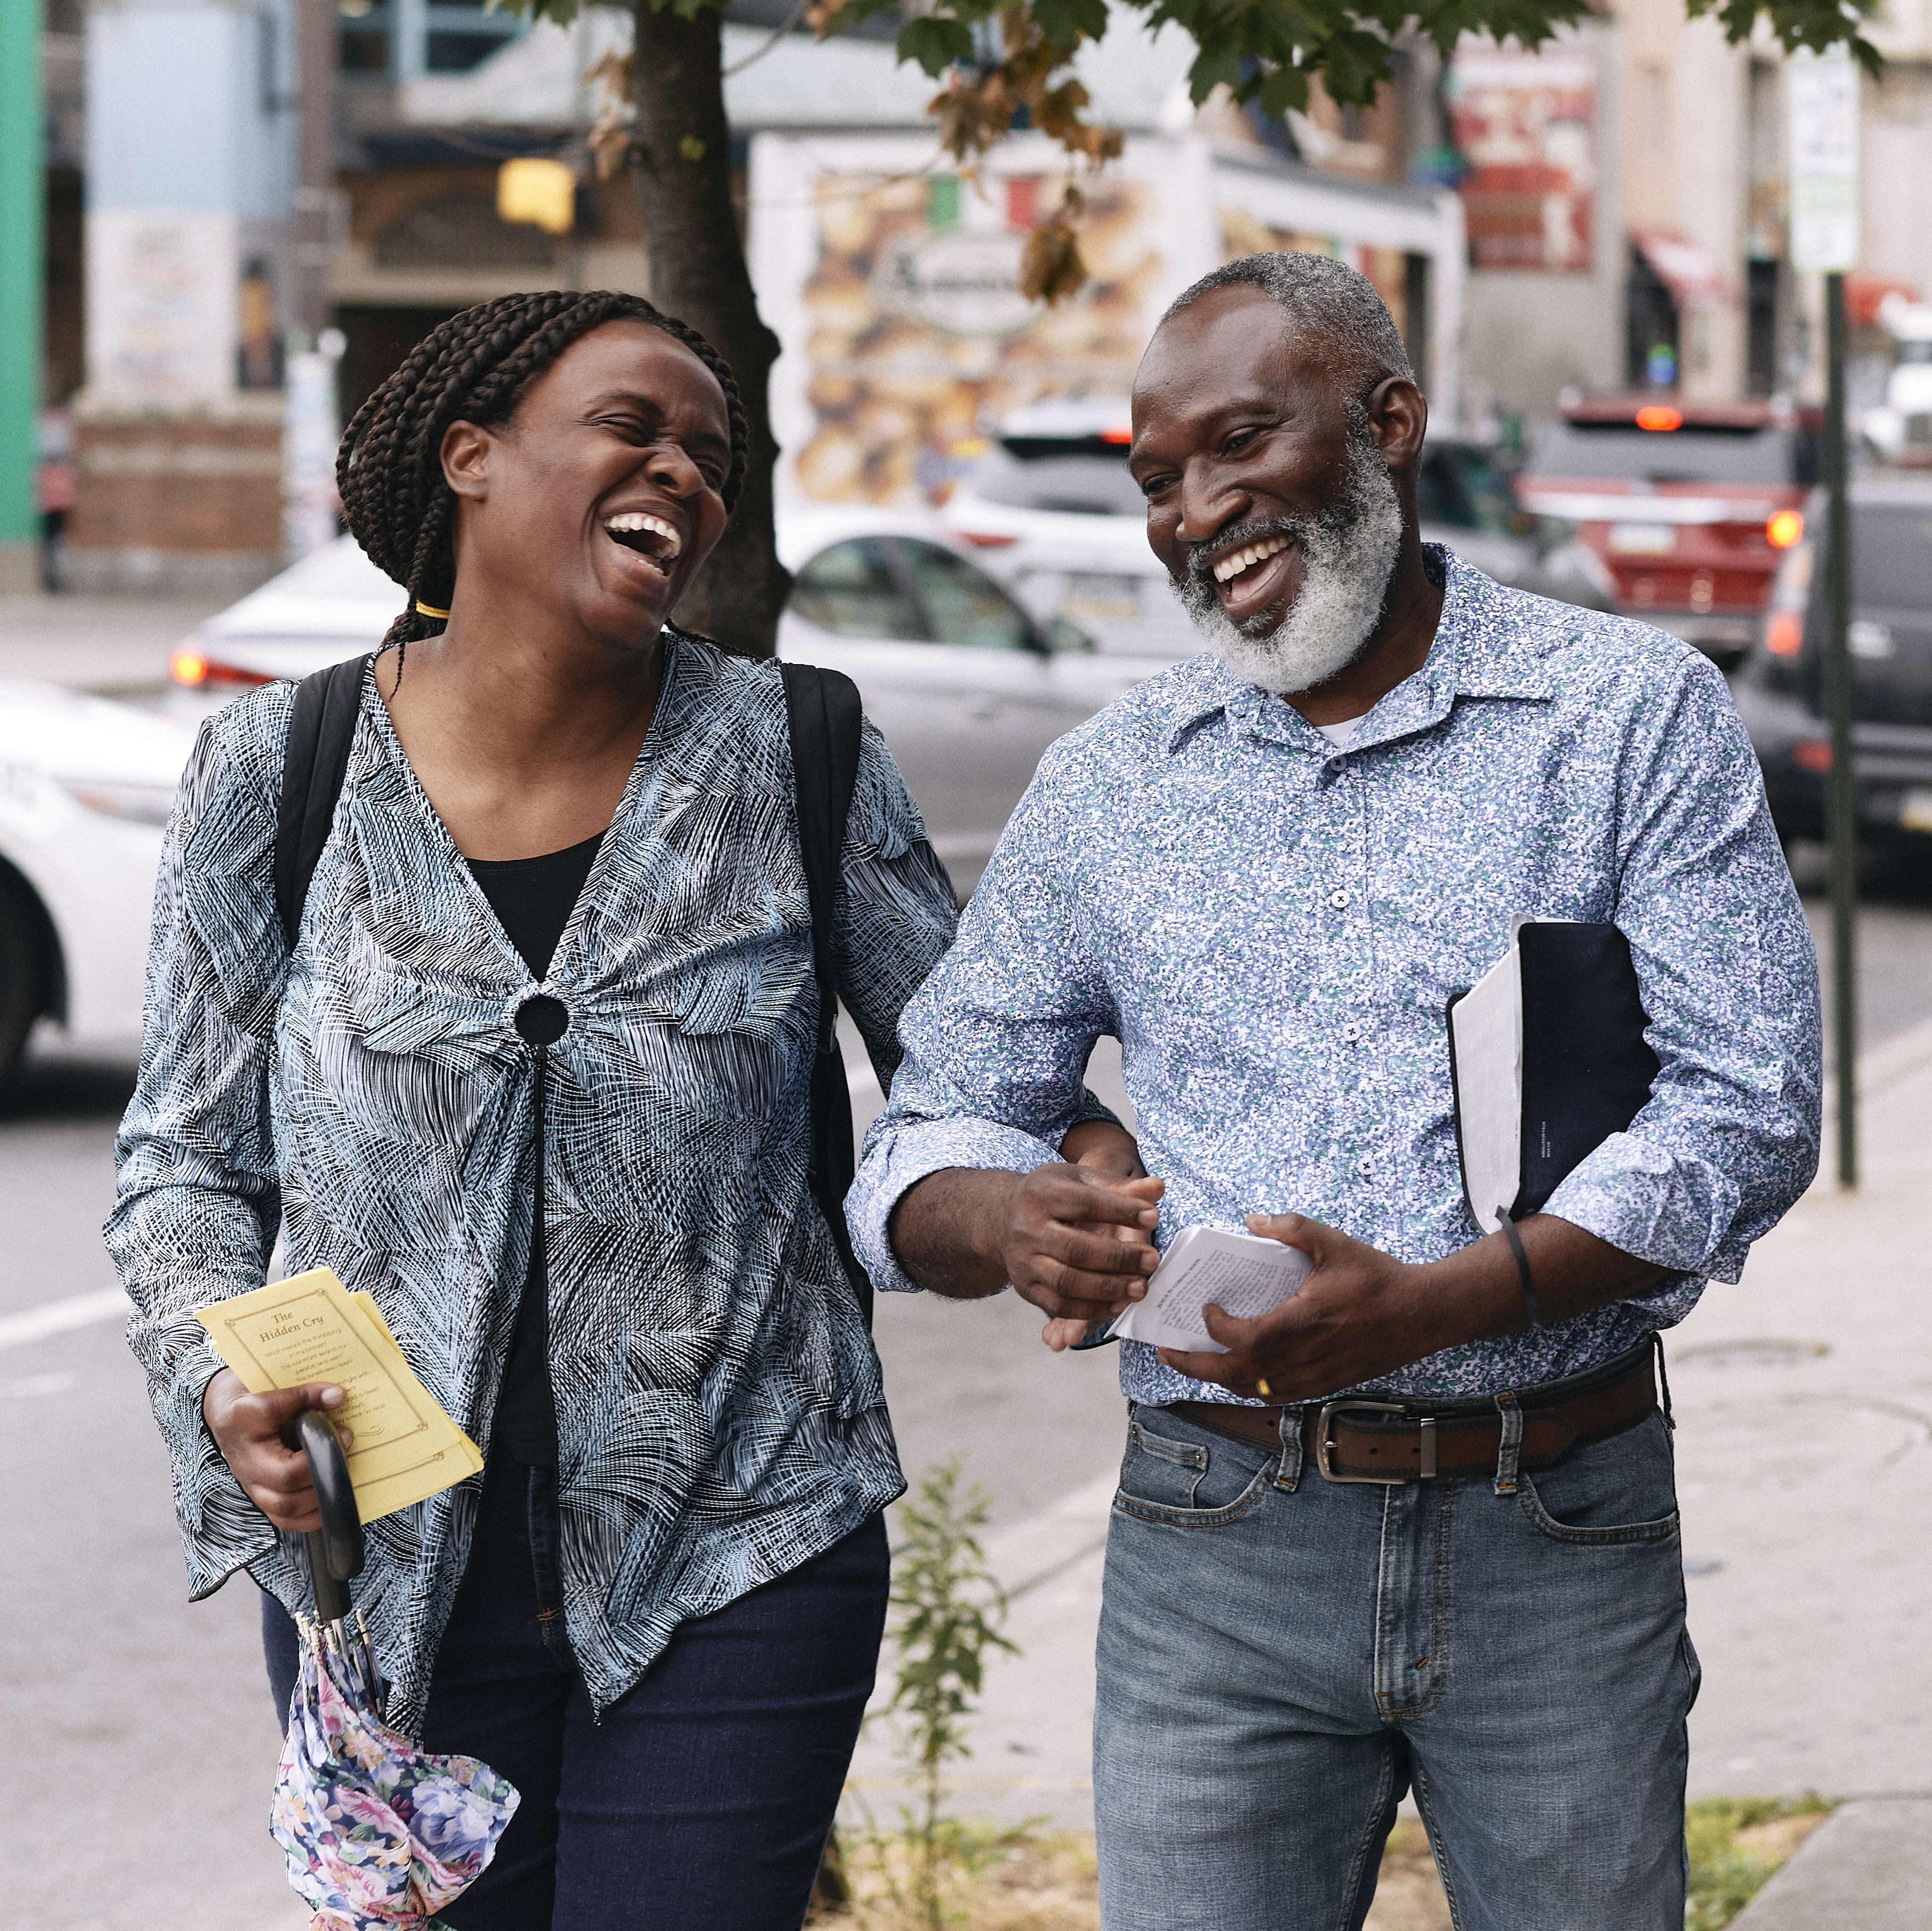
[1766,510,1804,549]
[1635,405,1684,432]
[1793,739,1832,773]
[1765,611,1804,656]
[171,644,275,689]
[957,532,1019,549]
[1097,428,1132,445]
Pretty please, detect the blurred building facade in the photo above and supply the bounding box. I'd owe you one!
[1454,0,1932,423]
[38,0,1932,587]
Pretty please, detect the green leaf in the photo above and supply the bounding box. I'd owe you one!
[1033,0,1111,51]
[897,13,978,75]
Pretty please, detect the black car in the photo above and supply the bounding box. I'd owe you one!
[1733,477,1932,844]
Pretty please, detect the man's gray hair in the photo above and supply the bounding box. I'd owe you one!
[1161,252,1415,396]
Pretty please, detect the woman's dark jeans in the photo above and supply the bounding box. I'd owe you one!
[265,1453,890,1930]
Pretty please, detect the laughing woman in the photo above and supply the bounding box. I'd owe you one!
[108,291,1135,1930]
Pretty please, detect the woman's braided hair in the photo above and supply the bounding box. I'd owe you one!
[336,289,747,669]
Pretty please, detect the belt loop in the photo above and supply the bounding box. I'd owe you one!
[1493,1390,1523,1495]
[1653,1332,1675,1434]
[1274,1407,1303,1491]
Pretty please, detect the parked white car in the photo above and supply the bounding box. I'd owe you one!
[169,515,1192,895]
[0,680,195,1089]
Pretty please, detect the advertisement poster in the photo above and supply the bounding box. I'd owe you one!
[1446,40,1597,272]
[791,170,1161,505]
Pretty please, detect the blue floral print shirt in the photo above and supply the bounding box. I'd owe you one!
[847,552,1823,1407]
[108,635,960,1734]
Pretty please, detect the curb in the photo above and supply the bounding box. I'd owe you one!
[1730,1797,1932,1928]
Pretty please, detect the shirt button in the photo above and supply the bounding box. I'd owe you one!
[1330,889,1350,909]
[1343,1023,1361,1043]
[1359,1156,1375,1173]
[515,994,569,1045]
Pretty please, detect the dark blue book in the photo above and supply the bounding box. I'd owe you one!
[1448,921,1661,1234]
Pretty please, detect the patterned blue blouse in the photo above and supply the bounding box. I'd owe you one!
[108,635,960,1734]
[848,552,1823,1406]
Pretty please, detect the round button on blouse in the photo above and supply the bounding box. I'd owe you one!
[514,994,569,1046]
[1330,889,1350,910]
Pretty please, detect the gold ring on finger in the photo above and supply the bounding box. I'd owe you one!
[1256,1377,1273,1399]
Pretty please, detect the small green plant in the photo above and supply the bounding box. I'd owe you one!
[1685,1794,1835,1929]
[877,1456,1023,1928]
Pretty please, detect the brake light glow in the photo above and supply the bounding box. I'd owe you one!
[1765,611,1804,656]
[171,644,275,689]
[957,532,1019,548]
[1097,428,1132,445]
[1634,405,1684,432]
[1766,509,1804,549]
[1793,740,1832,773]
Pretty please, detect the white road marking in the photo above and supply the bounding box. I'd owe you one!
[0,1287,126,1350]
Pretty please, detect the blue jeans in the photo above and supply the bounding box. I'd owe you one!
[265,1453,889,1930]
[1093,1391,1697,1931]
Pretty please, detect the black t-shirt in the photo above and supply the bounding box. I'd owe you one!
[468,831,604,1467]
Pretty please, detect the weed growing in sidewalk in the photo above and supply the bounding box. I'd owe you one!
[825,1457,1030,1928]
[1685,1794,1836,1928]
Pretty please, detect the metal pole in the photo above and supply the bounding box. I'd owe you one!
[1823,270,1857,1188]
[292,0,335,345]
[0,0,45,584]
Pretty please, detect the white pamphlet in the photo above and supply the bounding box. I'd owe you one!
[1110,1225,1314,1354]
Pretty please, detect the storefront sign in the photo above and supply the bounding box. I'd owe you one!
[1446,39,1597,273]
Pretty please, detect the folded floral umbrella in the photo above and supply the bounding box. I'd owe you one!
[270,1413,518,1931]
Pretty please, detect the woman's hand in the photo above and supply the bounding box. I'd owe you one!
[202,1370,352,1535]
[1058,1120,1146,1181]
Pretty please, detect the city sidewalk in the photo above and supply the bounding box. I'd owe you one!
[848,1016,1932,1913]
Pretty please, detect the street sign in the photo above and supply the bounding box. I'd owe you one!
[1789,49,1861,275]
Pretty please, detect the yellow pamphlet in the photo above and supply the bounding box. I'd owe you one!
[196,1268,483,1523]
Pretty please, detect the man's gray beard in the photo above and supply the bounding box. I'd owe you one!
[1172,432,1403,697]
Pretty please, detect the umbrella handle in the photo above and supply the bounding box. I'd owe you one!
[298,1408,365,1626]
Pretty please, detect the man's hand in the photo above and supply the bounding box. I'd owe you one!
[202,1370,353,1534]
[890,1162,1165,1325]
[1160,1211,1667,1401]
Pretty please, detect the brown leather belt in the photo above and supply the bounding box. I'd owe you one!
[1166,1341,1657,1485]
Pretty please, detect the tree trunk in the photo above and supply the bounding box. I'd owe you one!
[631,1,790,659]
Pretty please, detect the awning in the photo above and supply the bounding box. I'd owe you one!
[1630,230,1734,313]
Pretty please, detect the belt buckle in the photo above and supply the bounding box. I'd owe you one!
[1316,1399,1415,1485]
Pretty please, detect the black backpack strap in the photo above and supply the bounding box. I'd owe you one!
[274,655,371,951]
[779,661,871,1327]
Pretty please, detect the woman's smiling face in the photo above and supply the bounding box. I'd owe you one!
[440,320,733,648]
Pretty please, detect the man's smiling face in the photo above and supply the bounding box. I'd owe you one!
[1129,284,1412,694]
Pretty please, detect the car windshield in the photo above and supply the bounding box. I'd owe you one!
[970,437,1146,517]
[897,541,1037,650]
[1854,504,1932,607]
[1416,445,1529,535]
[789,539,924,641]
[1526,419,1819,487]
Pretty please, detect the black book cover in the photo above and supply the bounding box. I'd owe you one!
[1513,922,1661,1216]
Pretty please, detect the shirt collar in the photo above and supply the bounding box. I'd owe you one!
[1158,547,1557,756]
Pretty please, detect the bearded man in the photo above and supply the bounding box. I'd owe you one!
[846,255,1820,1929]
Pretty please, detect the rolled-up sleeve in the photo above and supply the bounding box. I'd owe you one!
[103,693,293,1598]
[846,767,1119,1294]
[1542,653,1822,1281]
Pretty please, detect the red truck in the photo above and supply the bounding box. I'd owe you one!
[1516,398,1821,667]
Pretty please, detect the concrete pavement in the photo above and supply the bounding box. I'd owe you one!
[1731,1797,1932,1927]
[848,1016,1932,1915]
